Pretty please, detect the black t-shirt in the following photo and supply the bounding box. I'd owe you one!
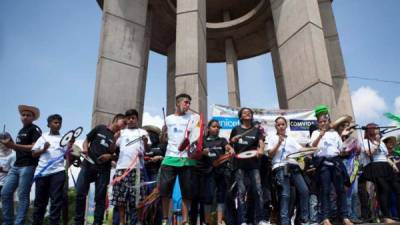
[14,124,42,167]
[86,125,115,169]
[230,125,262,170]
[144,143,166,176]
[195,136,228,174]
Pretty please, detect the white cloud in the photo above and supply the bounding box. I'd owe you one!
[142,111,164,128]
[351,86,386,122]
[394,96,400,114]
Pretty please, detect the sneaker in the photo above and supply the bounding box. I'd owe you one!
[383,218,398,223]
[349,218,363,224]
[258,220,271,225]
[321,219,332,225]
[162,219,168,225]
[343,218,354,225]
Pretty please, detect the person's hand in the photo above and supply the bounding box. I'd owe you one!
[97,153,112,163]
[231,136,239,144]
[162,125,167,134]
[150,155,163,162]
[278,135,285,144]
[319,129,326,138]
[1,138,14,149]
[142,136,148,144]
[257,149,264,158]
[67,139,75,150]
[82,147,88,155]
[202,148,209,156]
[43,142,50,151]
[114,131,121,140]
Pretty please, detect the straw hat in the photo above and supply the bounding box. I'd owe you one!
[18,105,40,121]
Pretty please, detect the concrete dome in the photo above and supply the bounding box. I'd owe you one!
[97,0,272,62]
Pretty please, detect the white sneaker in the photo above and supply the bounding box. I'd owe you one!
[258,221,270,225]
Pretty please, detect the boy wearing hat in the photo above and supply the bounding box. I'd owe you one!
[1,105,42,225]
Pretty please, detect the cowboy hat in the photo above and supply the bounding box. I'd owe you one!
[18,105,40,121]
[331,115,353,129]
[382,135,397,144]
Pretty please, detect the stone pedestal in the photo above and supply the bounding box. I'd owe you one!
[319,0,354,117]
[269,0,338,117]
[92,0,151,126]
[175,0,207,117]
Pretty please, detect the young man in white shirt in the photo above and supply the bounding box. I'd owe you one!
[112,109,151,225]
[31,114,73,225]
[159,93,198,225]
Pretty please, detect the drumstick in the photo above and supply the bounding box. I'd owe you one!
[232,124,260,140]
[162,107,166,127]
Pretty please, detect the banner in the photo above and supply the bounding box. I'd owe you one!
[211,104,317,146]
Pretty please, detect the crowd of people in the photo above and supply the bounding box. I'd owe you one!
[1,93,400,225]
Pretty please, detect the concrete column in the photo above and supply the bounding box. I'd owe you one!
[318,0,354,117]
[175,0,207,117]
[267,20,289,109]
[269,0,337,117]
[92,0,151,126]
[225,39,241,107]
[166,43,176,115]
[223,11,241,107]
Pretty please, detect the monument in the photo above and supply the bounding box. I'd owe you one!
[92,0,354,126]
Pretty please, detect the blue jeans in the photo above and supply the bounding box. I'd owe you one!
[319,164,349,221]
[274,166,310,225]
[1,166,35,225]
[235,168,266,224]
[74,164,110,225]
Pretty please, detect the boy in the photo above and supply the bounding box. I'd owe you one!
[74,113,126,225]
[1,105,42,225]
[159,93,198,225]
[31,114,72,225]
[0,132,16,196]
[112,109,151,225]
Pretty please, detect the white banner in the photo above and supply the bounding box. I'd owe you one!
[211,104,317,146]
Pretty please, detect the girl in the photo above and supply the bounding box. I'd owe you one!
[191,119,234,225]
[268,116,310,225]
[361,124,400,223]
[311,107,353,225]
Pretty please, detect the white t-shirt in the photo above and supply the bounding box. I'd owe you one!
[0,151,16,186]
[165,113,198,158]
[310,130,342,158]
[267,134,302,170]
[32,132,66,177]
[362,139,388,163]
[116,128,151,170]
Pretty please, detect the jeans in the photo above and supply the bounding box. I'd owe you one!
[74,164,110,225]
[32,171,66,225]
[1,166,35,225]
[274,166,310,225]
[346,176,360,220]
[235,168,266,224]
[309,194,319,223]
[319,164,348,221]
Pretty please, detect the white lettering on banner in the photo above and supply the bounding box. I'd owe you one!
[290,121,314,127]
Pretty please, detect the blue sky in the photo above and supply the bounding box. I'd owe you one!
[1,0,400,138]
